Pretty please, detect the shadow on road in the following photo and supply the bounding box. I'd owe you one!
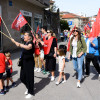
[34,76,50,95]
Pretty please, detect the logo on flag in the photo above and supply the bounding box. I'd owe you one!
[11,12,27,31]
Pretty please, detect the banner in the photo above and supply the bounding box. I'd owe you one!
[11,12,27,31]
[89,8,100,37]
[36,25,39,33]
[0,16,1,26]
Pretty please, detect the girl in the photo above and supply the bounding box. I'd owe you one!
[56,49,66,85]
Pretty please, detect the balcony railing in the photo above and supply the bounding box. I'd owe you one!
[26,0,50,8]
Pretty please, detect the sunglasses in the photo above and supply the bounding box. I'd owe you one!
[73,30,78,32]
[47,31,50,33]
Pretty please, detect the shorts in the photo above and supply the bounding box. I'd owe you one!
[0,73,3,79]
[40,50,44,59]
[6,70,12,78]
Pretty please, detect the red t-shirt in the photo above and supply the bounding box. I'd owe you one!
[0,53,6,73]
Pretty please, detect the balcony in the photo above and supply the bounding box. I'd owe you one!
[26,0,50,8]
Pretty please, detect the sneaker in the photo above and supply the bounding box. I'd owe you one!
[3,86,7,92]
[0,91,5,95]
[37,68,41,73]
[24,90,28,95]
[6,86,9,91]
[55,81,60,85]
[25,94,32,99]
[42,70,47,75]
[62,80,67,84]
[77,82,81,88]
[98,74,100,81]
[34,68,38,72]
[12,82,17,88]
[51,76,55,81]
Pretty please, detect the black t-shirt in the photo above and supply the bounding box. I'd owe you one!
[22,41,34,60]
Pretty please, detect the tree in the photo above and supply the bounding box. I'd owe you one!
[60,20,70,32]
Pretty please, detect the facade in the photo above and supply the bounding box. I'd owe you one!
[61,12,89,31]
[0,0,50,52]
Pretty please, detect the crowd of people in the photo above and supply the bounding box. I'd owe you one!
[0,26,100,99]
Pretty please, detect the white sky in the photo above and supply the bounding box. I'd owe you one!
[54,0,100,17]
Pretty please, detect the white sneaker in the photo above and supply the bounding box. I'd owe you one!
[55,81,60,85]
[25,94,32,99]
[62,80,67,84]
[51,76,55,81]
[34,68,38,72]
[24,90,28,95]
[77,82,81,88]
[37,68,41,72]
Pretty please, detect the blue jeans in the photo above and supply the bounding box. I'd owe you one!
[72,54,85,80]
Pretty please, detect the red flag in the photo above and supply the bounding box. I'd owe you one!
[11,12,27,31]
[36,25,39,33]
[89,8,100,37]
[0,16,1,26]
[67,25,76,51]
[67,38,70,51]
[84,22,91,33]
[69,25,76,37]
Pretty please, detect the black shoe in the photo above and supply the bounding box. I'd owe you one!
[11,82,17,88]
[72,72,76,77]
[0,91,5,95]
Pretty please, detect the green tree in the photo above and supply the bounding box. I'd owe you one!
[60,20,70,32]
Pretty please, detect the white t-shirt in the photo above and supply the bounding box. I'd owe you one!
[72,39,77,58]
[58,56,65,72]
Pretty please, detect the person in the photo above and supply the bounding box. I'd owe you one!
[39,30,57,81]
[60,32,64,42]
[4,52,16,91]
[11,31,35,99]
[68,27,87,88]
[0,53,6,95]
[40,26,48,74]
[34,34,42,72]
[97,33,100,63]
[64,30,68,41]
[55,49,66,85]
[85,30,100,79]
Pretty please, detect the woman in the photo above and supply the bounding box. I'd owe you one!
[85,30,100,79]
[39,30,57,81]
[11,31,35,99]
[68,27,87,88]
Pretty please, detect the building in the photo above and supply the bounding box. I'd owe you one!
[61,12,89,31]
[0,0,50,52]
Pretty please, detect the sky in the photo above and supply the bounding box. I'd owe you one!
[54,0,100,17]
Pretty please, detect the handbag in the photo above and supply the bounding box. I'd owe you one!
[86,53,94,59]
[17,58,23,67]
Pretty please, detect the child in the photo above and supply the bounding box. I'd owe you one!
[56,49,66,85]
[5,52,16,91]
[0,53,6,95]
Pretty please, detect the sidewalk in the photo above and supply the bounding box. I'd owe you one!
[0,41,100,100]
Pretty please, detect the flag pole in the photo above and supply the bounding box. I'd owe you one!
[27,22,35,35]
[0,16,12,38]
[0,31,11,40]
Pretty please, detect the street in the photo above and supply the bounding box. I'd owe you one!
[0,41,100,100]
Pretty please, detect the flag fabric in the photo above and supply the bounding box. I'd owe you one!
[11,12,27,31]
[67,25,76,51]
[0,16,1,26]
[89,8,100,37]
[36,25,39,33]
[84,22,91,33]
